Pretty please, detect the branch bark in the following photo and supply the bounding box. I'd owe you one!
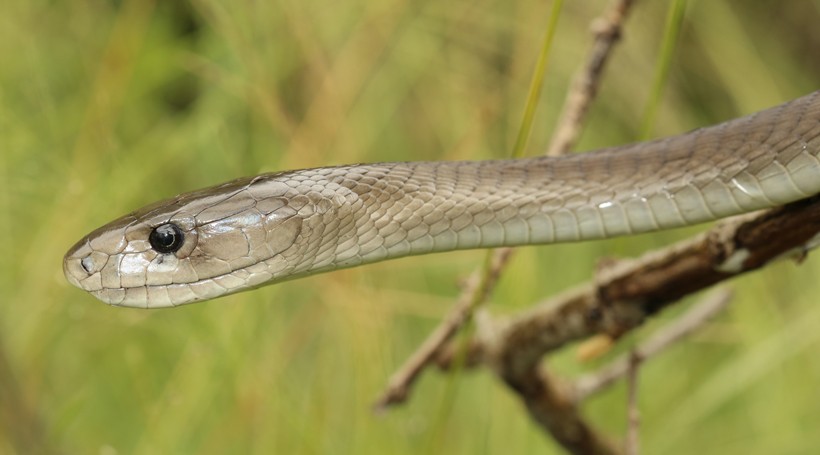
[366,1,820,453]
[375,0,637,413]
[490,197,820,378]
[546,0,636,157]
[500,365,621,455]
[574,288,732,400]
[431,197,820,455]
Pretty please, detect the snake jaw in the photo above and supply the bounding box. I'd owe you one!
[62,93,820,308]
[62,174,311,308]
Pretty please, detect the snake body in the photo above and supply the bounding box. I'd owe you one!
[64,92,820,308]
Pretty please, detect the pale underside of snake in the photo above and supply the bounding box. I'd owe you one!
[63,92,820,308]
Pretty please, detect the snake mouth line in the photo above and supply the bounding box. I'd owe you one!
[62,92,820,307]
[84,253,297,308]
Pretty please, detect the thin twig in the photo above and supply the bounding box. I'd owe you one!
[575,288,733,400]
[546,0,636,157]
[374,248,513,410]
[375,0,637,411]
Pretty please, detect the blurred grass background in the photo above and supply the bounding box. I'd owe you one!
[2,0,820,453]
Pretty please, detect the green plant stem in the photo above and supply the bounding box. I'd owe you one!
[640,0,688,139]
[511,0,565,158]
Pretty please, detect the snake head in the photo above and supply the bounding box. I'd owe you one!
[63,175,305,308]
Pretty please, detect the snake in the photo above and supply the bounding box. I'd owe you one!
[63,92,820,308]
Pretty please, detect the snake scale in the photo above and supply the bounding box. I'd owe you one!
[64,92,820,308]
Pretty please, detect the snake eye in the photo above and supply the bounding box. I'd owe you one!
[149,223,185,254]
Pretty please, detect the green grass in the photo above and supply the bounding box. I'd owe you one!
[2,1,820,454]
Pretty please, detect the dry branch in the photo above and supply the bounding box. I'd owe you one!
[375,1,644,453]
[574,288,733,400]
[375,0,637,412]
[427,197,820,455]
[373,0,820,450]
[491,197,820,376]
[374,248,513,410]
[546,0,636,157]
[502,365,621,455]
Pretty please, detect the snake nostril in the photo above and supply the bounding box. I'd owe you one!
[80,256,95,274]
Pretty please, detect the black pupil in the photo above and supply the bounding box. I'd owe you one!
[149,223,185,254]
